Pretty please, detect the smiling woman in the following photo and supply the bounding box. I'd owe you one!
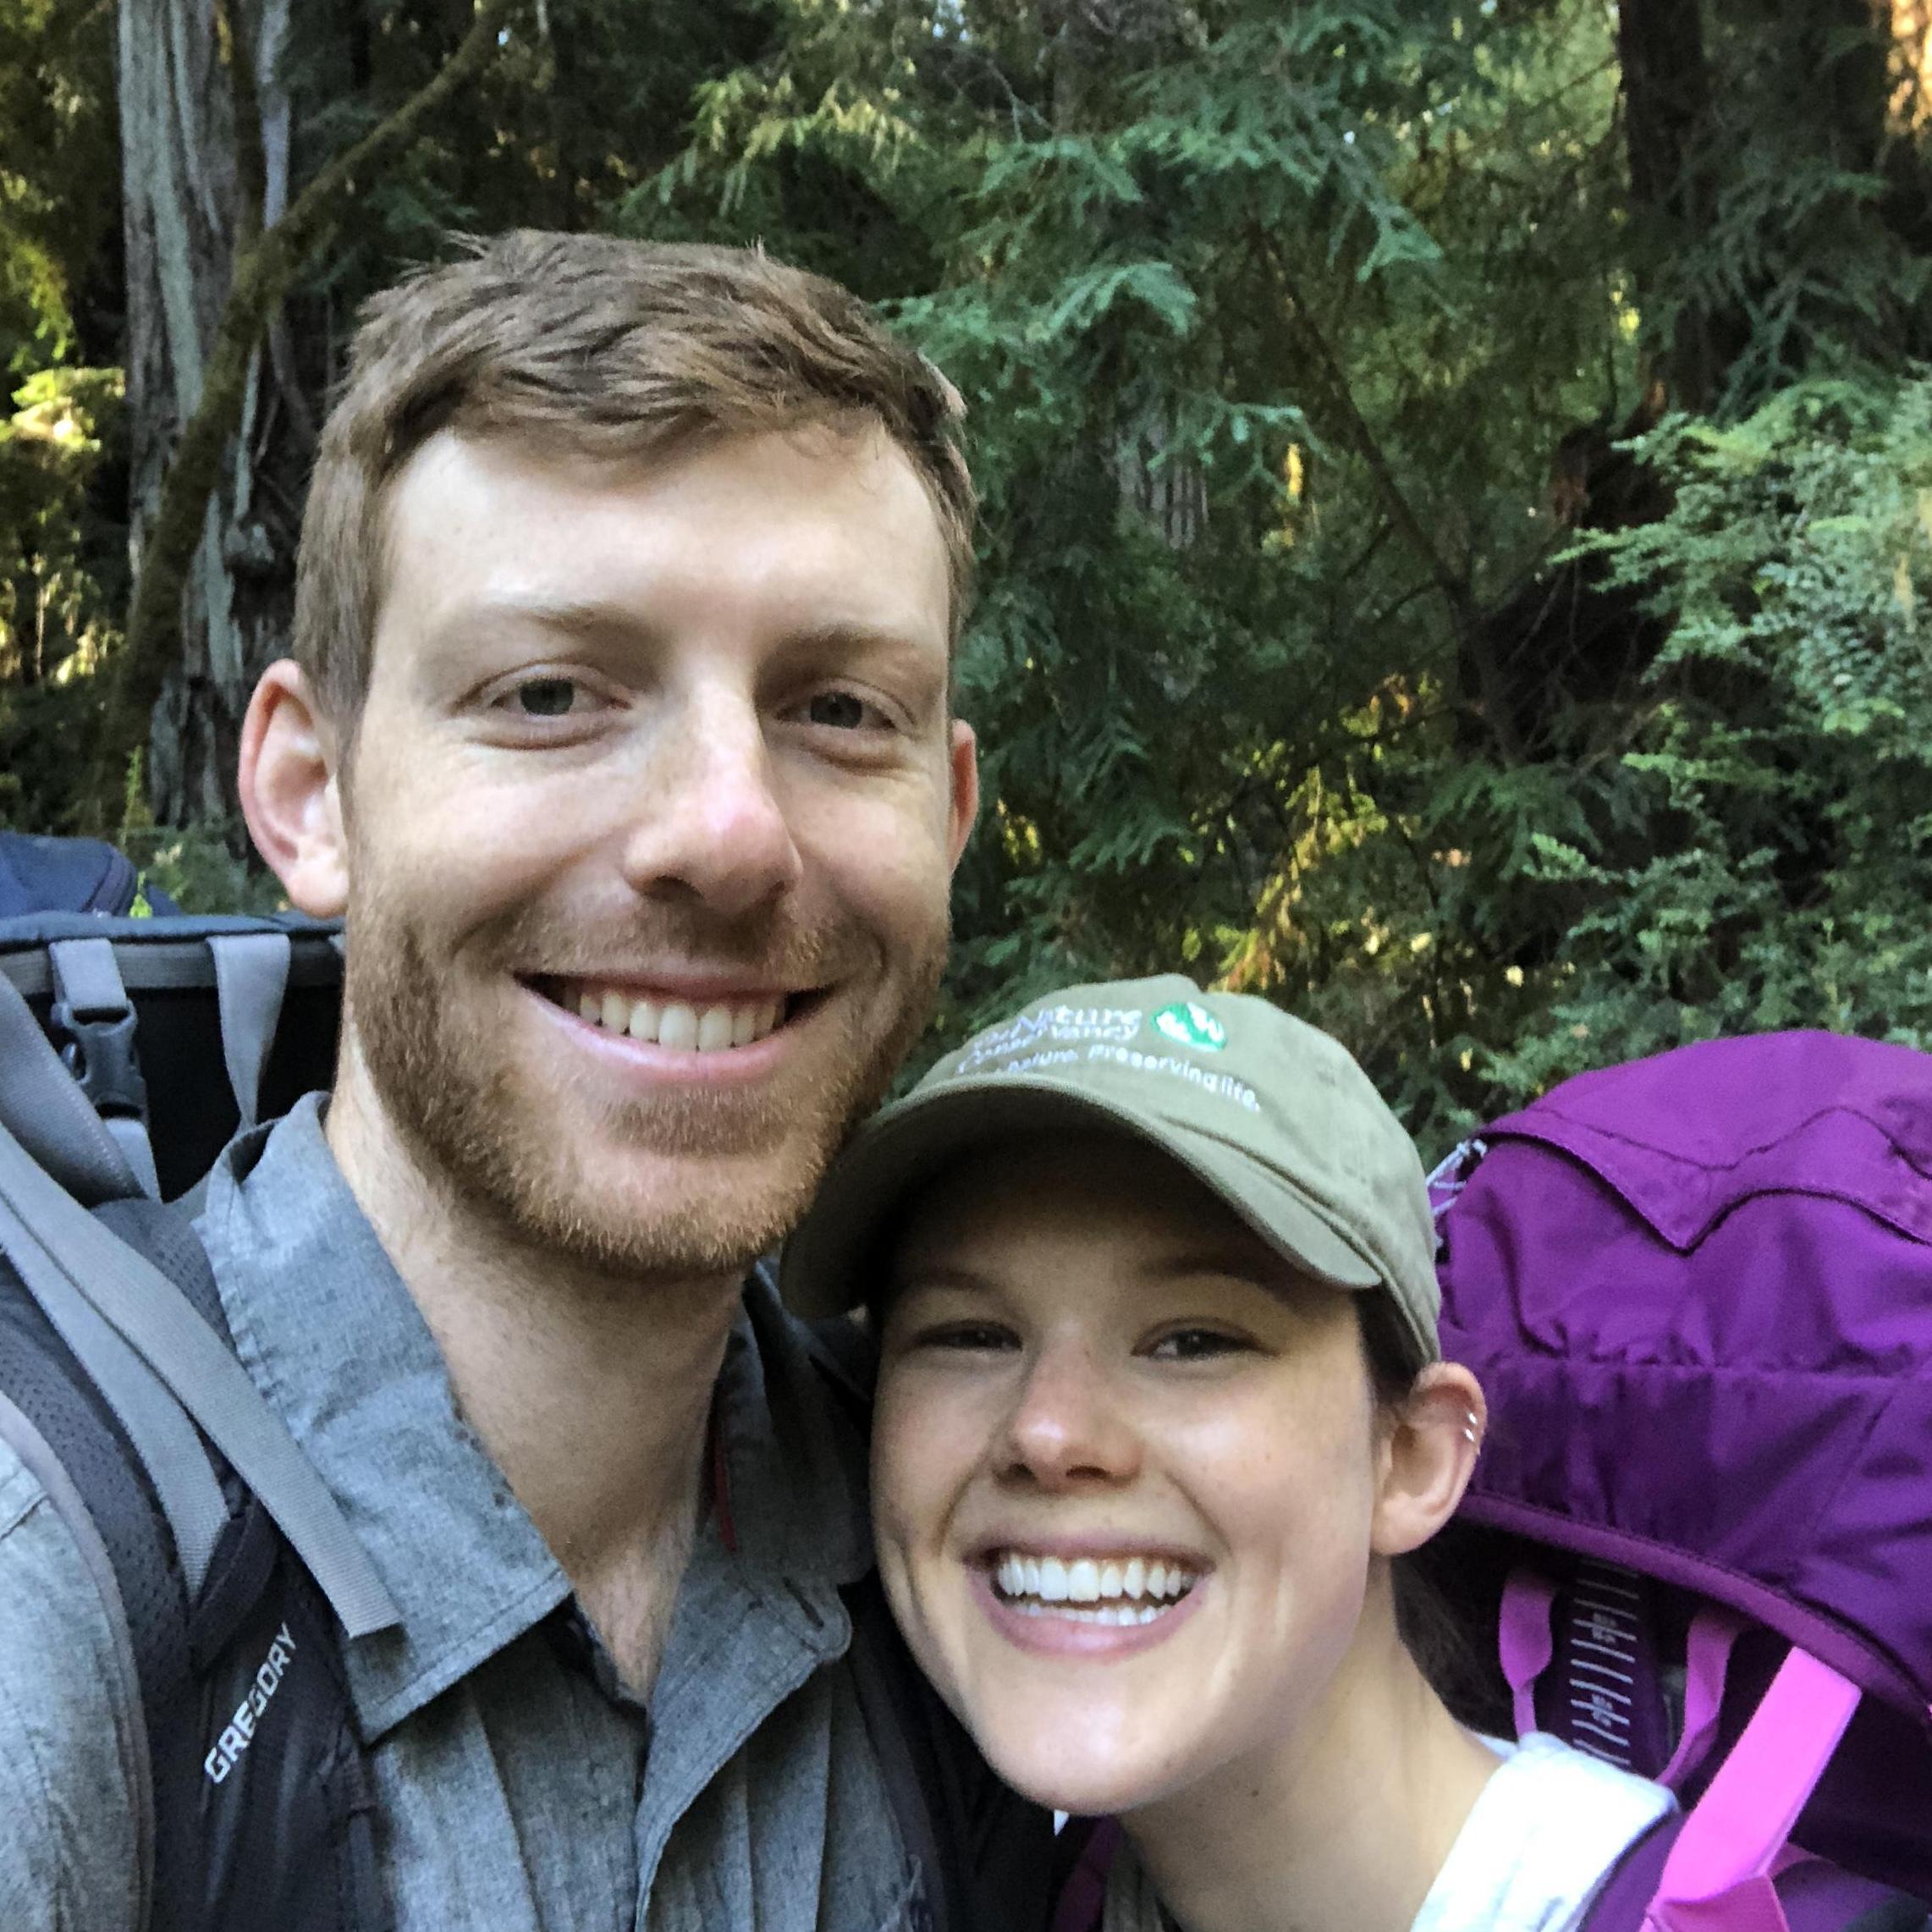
[780,977,1678,1932]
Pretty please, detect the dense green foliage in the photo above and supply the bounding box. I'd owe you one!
[5,0,1932,1139]
[0,0,121,830]
[1501,377,1932,1085]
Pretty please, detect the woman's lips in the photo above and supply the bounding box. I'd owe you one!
[968,1560,1208,1660]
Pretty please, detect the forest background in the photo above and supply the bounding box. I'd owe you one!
[7,0,1932,1147]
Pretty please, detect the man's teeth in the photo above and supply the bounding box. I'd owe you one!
[573,986,784,1051]
[991,1552,1199,1623]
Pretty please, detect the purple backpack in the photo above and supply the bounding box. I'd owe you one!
[1432,1030,1932,1932]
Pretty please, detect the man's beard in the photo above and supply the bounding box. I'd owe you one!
[344,881,945,1284]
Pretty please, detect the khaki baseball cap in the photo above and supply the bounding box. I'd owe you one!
[779,974,1441,1365]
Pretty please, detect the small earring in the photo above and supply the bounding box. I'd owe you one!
[1462,1410,1480,1447]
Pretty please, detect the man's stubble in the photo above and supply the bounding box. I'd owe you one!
[344,871,947,1285]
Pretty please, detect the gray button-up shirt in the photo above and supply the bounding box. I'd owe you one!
[0,1097,923,1930]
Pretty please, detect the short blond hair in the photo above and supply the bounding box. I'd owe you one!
[294,232,975,730]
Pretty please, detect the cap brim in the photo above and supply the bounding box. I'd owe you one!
[779,1076,1384,1320]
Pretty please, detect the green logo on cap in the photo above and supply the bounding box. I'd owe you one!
[1151,1000,1226,1052]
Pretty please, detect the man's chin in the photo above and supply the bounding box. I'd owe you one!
[432,1126,831,1285]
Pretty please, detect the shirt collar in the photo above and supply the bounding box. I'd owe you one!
[196,1095,872,1740]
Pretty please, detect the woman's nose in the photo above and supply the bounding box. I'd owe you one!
[996,1338,1142,1489]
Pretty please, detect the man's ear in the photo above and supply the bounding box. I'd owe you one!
[239,660,350,917]
[946,717,979,871]
[1370,1362,1486,1559]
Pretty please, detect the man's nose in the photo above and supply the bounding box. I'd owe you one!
[619,687,804,918]
[997,1337,1142,1491]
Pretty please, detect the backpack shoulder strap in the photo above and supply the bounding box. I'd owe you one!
[0,1195,394,1932]
[793,1302,1058,1932]
[0,1110,396,1636]
[840,1539,1060,1932]
[1777,1863,1932,1932]
[1579,1815,1931,1932]
[0,1211,201,1927]
[0,1380,158,1924]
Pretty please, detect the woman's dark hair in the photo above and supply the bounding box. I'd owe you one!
[1355,1294,1486,1717]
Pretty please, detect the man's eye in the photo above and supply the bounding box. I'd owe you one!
[1146,1328,1252,1362]
[509,677,583,718]
[802,691,879,730]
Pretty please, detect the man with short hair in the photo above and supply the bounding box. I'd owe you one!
[0,233,1048,1929]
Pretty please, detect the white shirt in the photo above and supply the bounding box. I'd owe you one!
[1409,1734,1676,1932]
[1099,1731,1674,1932]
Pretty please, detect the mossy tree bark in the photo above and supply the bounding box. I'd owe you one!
[102,0,518,830]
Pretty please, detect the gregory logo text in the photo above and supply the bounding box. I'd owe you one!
[204,1622,298,1784]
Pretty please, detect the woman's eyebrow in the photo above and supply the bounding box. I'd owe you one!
[1142,1243,1271,1276]
[886,1260,997,1296]
[1139,1244,1302,1292]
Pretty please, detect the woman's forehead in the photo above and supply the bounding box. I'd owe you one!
[888,1135,1292,1292]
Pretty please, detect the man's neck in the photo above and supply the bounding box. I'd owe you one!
[326,1067,744,1692]
[1124,1606,1499,1932]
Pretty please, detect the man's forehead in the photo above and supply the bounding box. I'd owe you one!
[383,416,934,520]
[378,422,947,604]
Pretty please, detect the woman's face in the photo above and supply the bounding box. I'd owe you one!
[871,1137,1395,1819]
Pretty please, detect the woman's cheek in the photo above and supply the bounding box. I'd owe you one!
[873,1366,967,1558]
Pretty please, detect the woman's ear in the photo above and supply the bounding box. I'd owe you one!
[1371,1362,1486,1559]
[239,661,350,917]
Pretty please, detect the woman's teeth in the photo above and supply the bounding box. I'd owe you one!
[991,1552,1199,1624]
[573,985,784,1051]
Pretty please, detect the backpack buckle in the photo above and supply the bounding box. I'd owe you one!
[51,1002,150,1122]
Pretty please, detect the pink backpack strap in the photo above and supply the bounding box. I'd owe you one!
[1657,1609,1748,1792]
[1499,1567,1559,1737]
[1641,1647,1862,1932]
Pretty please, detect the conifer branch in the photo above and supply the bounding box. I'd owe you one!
[1256,233,1527,764]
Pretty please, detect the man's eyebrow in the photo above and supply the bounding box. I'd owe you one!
[457,595,656,645]
[432,603,944,666]
[780,618,935,657]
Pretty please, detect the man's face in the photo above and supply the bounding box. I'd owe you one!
[329,422,975,1280]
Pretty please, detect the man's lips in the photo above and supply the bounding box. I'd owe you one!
[522,973,833,1068]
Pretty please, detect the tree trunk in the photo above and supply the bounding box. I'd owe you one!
[118,0,295,831]
[108,0,514,831]
[1616,0,1735,410]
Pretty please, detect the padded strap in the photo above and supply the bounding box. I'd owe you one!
[0,1185,227,1597]
[47,939,159,1199]
[206,932,291,1133]
[0,966,141,1203]
[1642,1648,1862,1932]
[0,1119,399,1638]
[0,1387,156,1928]
[1050,1819,1122,1932]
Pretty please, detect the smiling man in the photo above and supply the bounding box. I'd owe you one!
[0,235,1050,1930]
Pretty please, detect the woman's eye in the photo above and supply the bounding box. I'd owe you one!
[802,690,881,730]
[914,1321,1020,1353]
[1147,1328,1252,1362]
[506,676,585,718]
